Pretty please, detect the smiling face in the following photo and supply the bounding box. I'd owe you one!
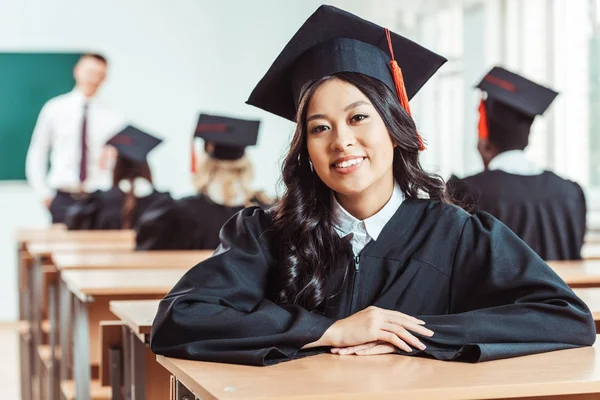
[305,77,396,208]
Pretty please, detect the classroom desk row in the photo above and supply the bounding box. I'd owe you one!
[16,227,211,400]
[14,227,600,400]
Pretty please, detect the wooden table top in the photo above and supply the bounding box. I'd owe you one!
[583,243,600,259]
[157,337,600,400]
[548,259,600,287]
[52,250,212,270]
[19,228,133,246]
[61,268,186,302]
[15,224,66,243]
[573,288,600,320]
[109,299,159,342]
[28,239,134,257]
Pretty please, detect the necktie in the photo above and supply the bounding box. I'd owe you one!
[79,103,88,183]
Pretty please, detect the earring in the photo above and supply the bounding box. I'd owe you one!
[309,160,314,172]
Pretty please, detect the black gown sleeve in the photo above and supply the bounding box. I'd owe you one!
[150,207,335,365]
[417,212,596,362]
[65,192,101,230]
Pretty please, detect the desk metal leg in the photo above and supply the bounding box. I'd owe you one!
[19,326,32,400]
[32,257,43,399]
[59,280,72,383]
[176,379,197,400]
[122,326,132,400]
[74,298,91,400]
[47,284,57,400]
[131,331,146,400]
[109,346,123,400]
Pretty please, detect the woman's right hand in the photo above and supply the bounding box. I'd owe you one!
[308,306,434,352]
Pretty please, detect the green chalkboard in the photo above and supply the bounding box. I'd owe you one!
[0,53,80,180]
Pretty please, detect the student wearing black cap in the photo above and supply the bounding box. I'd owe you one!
[150,6,594,367]
[135,113,272,250]
[65,125,171,230]
[448,67,587,261]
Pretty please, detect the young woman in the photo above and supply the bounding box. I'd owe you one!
[150,5,595,366]
[66,125,171,230]
[135,113,273,250]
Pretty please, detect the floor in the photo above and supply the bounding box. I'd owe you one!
[0,326,20,399]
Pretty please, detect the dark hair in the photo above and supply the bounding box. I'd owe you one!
[80,53,108,65]
[112,154,153,229]
[270,72,450,311]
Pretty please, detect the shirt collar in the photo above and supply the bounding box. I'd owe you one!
[332,181,404,241]
[488,150,544,176]
[71,87,95,106]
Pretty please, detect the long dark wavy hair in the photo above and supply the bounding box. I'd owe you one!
[113,154,153,229]
[270,72,451,311]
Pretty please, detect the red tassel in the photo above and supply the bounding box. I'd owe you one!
[385,28,425,151]
[478,97,489,140]
[190,138,197,173]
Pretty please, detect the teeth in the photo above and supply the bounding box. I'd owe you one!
[335,158,363,168]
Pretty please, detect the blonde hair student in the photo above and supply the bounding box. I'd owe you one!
[135,114,272,250]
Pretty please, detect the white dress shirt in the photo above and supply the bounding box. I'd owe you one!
[25,88,125,199]
[332,182,405,256]
[488,150,544,176]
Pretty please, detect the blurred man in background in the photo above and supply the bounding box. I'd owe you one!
[26,53,124,223]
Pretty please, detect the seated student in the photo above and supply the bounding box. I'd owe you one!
[448,67,586,261]
[66,125,171,230]
[150,6,595,366]
[135,114,273,250]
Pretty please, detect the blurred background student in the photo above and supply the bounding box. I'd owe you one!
[135,114,273,250]
[448,68,587,261]
[66,125,172,230]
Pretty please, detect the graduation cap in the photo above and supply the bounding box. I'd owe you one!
[477,67,558,150]
[191,113,260,171]
[106,125,163,163]
[246,5,447,150]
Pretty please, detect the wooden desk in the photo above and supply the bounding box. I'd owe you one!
[158,338,600,400]
[548,260,600,288]
[109,300,164,400]
[17,230,133,400]
[583,243,600,260]
[61,269,187,400]
[109,300,158,343]
[15,224,66,246]
[52,250,212,271]
[573,288,600,330]
[48,251,211,400]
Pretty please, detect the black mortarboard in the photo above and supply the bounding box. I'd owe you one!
[476,67,558,149]
[193,114,260,164]
[246,5,447,124]
[106,125,162,163]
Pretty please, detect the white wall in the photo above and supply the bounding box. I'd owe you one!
[0,0,328,322]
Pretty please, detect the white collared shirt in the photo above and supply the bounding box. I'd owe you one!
[332,182,404,256]
[25,88,125,199]
[488,150,544,176]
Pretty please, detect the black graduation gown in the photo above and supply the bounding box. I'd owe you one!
[448,171,587,261]
[150,200,595,366]
[65,187,172,230]
[135,194,268,250]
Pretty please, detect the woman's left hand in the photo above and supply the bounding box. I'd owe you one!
[331,341,396,356]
